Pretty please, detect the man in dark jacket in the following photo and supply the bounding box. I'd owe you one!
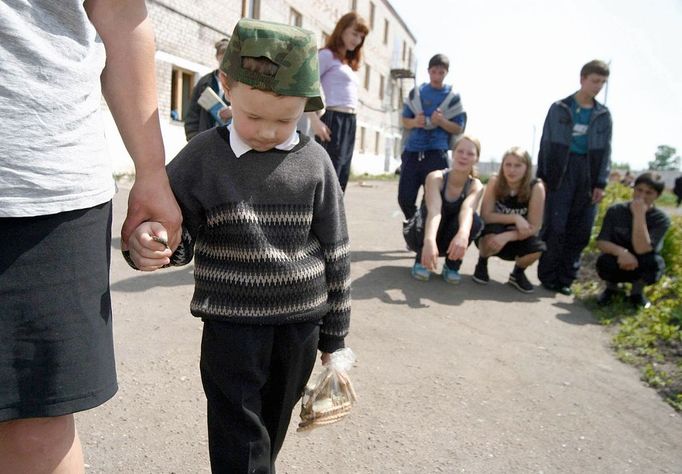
[184,38,232,141]
[536,59,612,295]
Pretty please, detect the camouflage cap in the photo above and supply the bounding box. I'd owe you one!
[221,18,323,112]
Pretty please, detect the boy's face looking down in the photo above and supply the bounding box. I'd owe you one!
[428,65,448,88]
[579,73,608,99]
[224,79,306,152]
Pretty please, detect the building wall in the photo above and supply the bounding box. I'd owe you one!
[107,0,417,177]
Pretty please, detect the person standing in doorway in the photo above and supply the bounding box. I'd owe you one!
[398,53,467,220]
[536,59,612,295]
[308,12,369,192]
[184,38,233,141]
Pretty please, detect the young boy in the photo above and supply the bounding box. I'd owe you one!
[125,19,351,473]
[595,173,671,309]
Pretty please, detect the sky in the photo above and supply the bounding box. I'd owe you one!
[388,0,682,170]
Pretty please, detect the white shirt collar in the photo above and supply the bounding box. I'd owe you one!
[227,122,300,158]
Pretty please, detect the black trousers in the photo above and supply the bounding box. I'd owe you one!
[596,252,665,286]
[317,110,357,192]
[398,150,449,220]
[200,320,320,474]
[538,155,597,287]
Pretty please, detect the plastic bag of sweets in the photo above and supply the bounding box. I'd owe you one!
[297,348,358,432]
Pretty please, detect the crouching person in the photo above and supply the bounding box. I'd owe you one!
[404,135,483,283]
[596,173,671,309]
[473,147,546,293]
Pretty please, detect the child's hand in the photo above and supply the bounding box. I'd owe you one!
[126,221,172,271]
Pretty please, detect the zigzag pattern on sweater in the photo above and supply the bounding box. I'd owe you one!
[196,237,322,263]
[175,202,350,333]
[191,292,329,318]
[206,202,313,227]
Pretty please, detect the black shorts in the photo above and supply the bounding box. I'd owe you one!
[0,202,117,422]
[476,223,547,261]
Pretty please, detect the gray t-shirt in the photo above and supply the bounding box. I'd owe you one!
[0,0,115,217]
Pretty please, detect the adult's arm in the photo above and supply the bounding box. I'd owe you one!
[596,240,638,270]
[596,206,637,269]
[431,109,464,135]
[402,114,425,130]
[535,106,554,184]
[630,199,653,255]
[85,0,182,250]
[448,179,483,261]
[401,90,425,130]
[421,171,445,270]
[526,180,546,235]
[594,112,613,190]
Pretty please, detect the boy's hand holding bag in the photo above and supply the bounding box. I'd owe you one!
[297,348,357,432]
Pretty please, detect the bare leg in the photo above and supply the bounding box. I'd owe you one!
[0,415,84,474]
[477,235,498,258]
[515,251,542,270]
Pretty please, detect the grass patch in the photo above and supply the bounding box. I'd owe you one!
[657,190,679,208]
[575,182,682,411]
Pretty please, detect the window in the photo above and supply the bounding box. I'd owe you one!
[350,0,357,11]
[360,126,366,152]
[289,8,302,27]
[171,66,195,121]
[375,131,380,155]
[408,48,413,70]
[364,64,371,90]
[383,19,389,45]
[369,2,375,29]
[241,0,260,19]
[379,74,384,101]
[402,40,406,61]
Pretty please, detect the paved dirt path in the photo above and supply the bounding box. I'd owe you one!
[78,180,682,473]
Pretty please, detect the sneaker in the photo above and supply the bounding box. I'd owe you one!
[508,271,534,293]
[472,261,489,285]
[596,288,619,306]
[441,265,461,285]
[630,293,651,310]
[411,262,430,281]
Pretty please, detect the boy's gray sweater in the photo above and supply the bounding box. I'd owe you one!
[166,127,350,353]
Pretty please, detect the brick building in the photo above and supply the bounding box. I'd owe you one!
[107,0,417,176]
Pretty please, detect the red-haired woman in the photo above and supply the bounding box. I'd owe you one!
[308,12,369,191]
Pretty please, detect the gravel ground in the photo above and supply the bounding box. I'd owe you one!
[77,180,682,473]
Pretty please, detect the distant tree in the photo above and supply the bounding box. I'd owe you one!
[611,162,631,172]
[648,145,680,171]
